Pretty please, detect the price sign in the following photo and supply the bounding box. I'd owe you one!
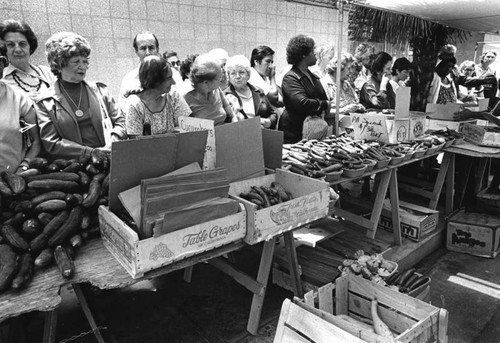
[178,117,216,170]
[351,113,389,142]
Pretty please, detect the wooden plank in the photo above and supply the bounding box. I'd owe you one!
[396,314,435,343]
[42,310,57,343]
[318,283,334,315]
[208,257,264,296]
[335,275,349,315]
[283,301,366,343]
[438,308,449,343]
[274,299,292,342]
[183,266,193,283]
[398,184,434,198]
[279,328,310,343]
[389,169,403,245]
[456,158,473,208]
[429,152,451,210]
[304,290,314,307]
[72,284,106,343]
[284,231,304,298]
[334,208,375,229]
[474,157,489,194]
[247,238,276,335]
[367,170,391,239]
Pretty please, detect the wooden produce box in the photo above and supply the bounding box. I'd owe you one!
[477,188,500,212]
[98,204,246,279]
[462,123,500,147]
[446,210,500,258]
[229,169,330,245]
[300,274,448,343]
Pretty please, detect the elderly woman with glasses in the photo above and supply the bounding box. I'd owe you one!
[0,19,56,99]
[36,32,126,160]
[224,55,277,129]
[0,40,41,173]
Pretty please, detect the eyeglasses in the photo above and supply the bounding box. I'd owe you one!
[170,61,180,66]
[0,56,9,68]
[229,71,247,77]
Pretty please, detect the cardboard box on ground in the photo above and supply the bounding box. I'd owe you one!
[376,200,439,242]
[447,210,500,258]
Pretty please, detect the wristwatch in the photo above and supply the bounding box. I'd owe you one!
[19,160,30,171]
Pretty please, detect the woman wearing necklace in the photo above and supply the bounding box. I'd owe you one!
[36,32,126,160]
[0,19,56,99]
[224,55,277,129]
[123,55,191,138]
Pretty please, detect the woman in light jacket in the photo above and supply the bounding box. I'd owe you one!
[36,32,126,160]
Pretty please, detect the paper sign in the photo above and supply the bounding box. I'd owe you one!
[179,117,215,170]
[395,86,410,118]
[425,103,462,120]
[351,113,389,142]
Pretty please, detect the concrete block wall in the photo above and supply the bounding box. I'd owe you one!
[2,0,349,98]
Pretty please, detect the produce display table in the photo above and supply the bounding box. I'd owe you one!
[329,150,452,244]
[443,142,500,212]
[0,236,284,340]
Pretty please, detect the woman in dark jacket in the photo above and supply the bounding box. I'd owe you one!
[359,51,393,110]
[224,55,277,129]
[279,35,330,143]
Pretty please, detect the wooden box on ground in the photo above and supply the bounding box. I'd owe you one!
[446,210,500,258]
[229,169,330,245]
[292,274,448,343]
[98,205,246,278]
[476,188,500,212]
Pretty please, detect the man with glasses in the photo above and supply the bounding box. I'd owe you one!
[118,31,160,105]
[162,49,183,90]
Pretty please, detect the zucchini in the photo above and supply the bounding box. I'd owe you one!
[31,191,67,207]
[54,245,75,279]
[1,171,26,195]
[0,244,18,292]
[42,210,69,236]
[11,253,33,290]
[1,224,29,252]
[34,199,68,213]
[28,157,49,171]
[27,172,80,183]
[34,248,53,268]
[27,180,79,192]
[48,206,83,248]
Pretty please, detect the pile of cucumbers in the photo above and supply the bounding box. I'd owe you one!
[0,154,110,293]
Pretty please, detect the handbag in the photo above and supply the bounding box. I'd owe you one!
[302,115,331,140]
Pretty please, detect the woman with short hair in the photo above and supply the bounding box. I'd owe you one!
[0,40,41,173]
[248,45,280,106]
[0,19,56,99]
[124,55,191,138]
[36,32,126,159]
[183,54,235,126]
[279,35,330,143]
[359,51,393,110]
[224,55,277,129]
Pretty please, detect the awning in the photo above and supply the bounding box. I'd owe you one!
[355,0,500,34]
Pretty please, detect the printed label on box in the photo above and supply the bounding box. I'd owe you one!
[100,222,135,264]
[379,215,422,241]
[269,193,321,225]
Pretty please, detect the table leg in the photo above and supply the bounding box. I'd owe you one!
[247,238,276,335]
[474,158,489,194]
[429,152,451,210]
[72,284,106,343]
[446,153,455,214]
[283,231,303,299]
[367,170,391,239]
[457,158,473,208]
[42,310,58,343]
[389,169,402,245]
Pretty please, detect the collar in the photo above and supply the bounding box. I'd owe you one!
[3,64,38,77]
[37,79,93,102]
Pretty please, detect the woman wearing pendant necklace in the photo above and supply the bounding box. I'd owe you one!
[224,55,277,129]
[123,55,191,138]
[36,32,126,160]
[0,19,56,99]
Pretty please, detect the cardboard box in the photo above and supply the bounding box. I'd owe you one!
[447,210,500,258]
[477,188,500,212]
[462,123,500,147]
[426,118,476,133]
[378,200,439,242]
[229,169,330,245]
[99,204,246,278]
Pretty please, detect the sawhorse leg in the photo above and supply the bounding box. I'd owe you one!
[429,152,452,210]
[389,169,402,245]
[446,153,456,214]
[42,310,57,343]
[283,231,303,299]
[247,238,276,335]
[366,170,392,239]
[72,284,106,343]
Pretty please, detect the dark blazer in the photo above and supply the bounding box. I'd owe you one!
[279,66,329,143]
[224,83,277,129]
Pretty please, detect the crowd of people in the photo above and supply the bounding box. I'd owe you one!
[1,19,499,175]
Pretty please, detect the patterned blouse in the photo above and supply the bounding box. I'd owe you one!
[124,90,191,136]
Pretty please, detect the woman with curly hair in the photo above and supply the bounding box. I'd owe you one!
[279,35,330,143]
[0,19,56,99]
[36,32,127,159]
[124,55,191,138]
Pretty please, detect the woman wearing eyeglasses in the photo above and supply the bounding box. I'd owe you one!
[0,41,41,173]
[0,19,56,99]
[224,55,277,129]
[36,32,126,160]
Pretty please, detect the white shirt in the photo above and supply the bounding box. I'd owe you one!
[248,68,271,95]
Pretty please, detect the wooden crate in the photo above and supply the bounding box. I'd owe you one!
[229,169,330,245]
[294,274,447,343]
[446,210,500,258]
[98,204,246,279]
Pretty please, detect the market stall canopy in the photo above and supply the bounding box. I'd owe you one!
[355,0,500,34]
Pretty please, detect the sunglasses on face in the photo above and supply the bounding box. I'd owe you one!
[170,61,180,66]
